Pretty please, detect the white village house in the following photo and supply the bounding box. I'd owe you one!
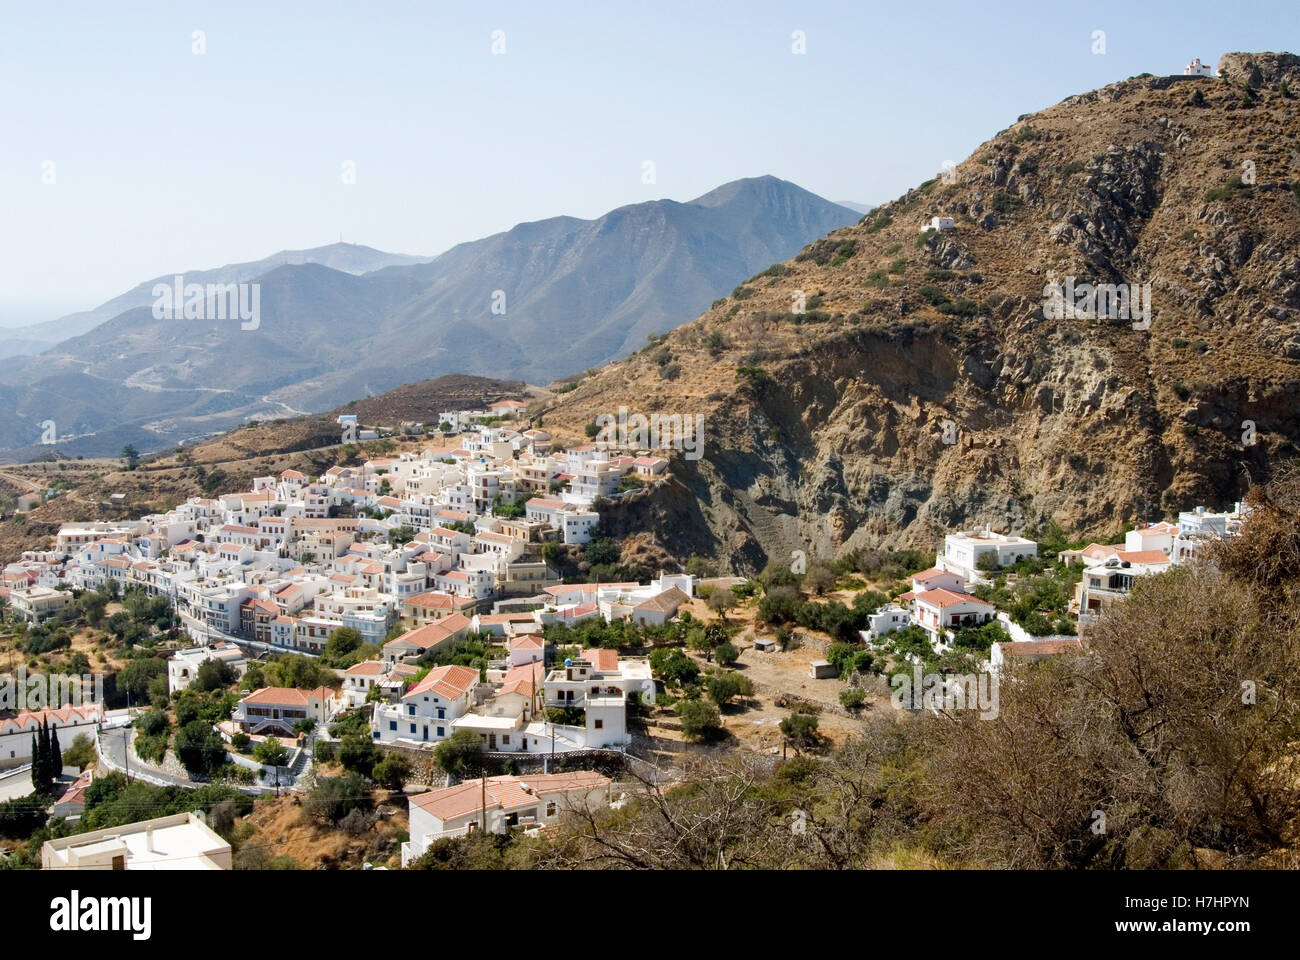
[937,530,1038,581]
[402,771,612,865]
[167,642,246,694]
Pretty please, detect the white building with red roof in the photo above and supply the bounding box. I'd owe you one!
[912,588,997,645]
[372,664,479,745]
[382,613,473,664]
[538,648,655,749]
[232,686,336,735]
[403,771,611,864]
[1125,521,1177,555]
[1074,550,1173,619]
[402,590,477,627]
[1,703,104,769]
[488,399,529,417]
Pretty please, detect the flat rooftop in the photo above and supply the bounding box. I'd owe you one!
[44,814,229,870]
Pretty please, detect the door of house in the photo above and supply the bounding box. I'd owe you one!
[489,734,497,749]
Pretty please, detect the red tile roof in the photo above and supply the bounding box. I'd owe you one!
[914,588,993,610]
[241,687,310,707]
[1114,550,1171,564]
[404,664,479,701]
[580,648,619,671]
[384,613,472,652]
[408,771,609,821]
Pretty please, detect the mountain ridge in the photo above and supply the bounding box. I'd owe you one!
[0,178,858,459]
[0,242,429,357]
[534,53,1300,572]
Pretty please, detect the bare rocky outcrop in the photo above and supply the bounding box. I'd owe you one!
[538,54,1300,574]
[1217,52,1300,89]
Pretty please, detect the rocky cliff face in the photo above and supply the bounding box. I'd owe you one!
[542,53,1300,573]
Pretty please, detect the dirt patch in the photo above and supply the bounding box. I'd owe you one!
[643,599,894,758]
[236,791,409,870]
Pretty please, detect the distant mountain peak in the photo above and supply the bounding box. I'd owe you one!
[0,176,861,458]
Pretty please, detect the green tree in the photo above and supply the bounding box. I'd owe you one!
[804,562,837,596]
[372,754,412,790]
[839,688,868,711]
[78,591,109,627]
[121,444,140,470]
[584,538,620,567]
[433,729,483,776]
[676,700,722,741]
[119,657,167,701]
[706,671,752,709]
[714,642,740,667]
[30,732,51,795]
[193,657,238,693]
[174,721,227,776]
[254,736,290,769]
[324,626,366,664]
[136,708,169,737]
[780,713,820,752]
[302,772,372,825]
[263,654,331,690]
[62,732,97,771]
[707,589,735,621]
[338,734,379,776]
[649,648,700,687]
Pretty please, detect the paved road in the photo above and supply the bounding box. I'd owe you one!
[0,470,44,494]
[98,726,196,788]
[0,766,35,802]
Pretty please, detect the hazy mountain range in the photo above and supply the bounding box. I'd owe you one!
[0,244,430,360]
[0,176,860,459]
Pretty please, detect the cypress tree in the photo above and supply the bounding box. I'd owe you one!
[30,733,39,775]
[51,728,63,778]
[39,720,53,791]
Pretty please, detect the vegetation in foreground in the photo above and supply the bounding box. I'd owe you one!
[411,473,1300,870]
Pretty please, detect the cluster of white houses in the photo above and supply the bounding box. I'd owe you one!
[859,504,1251,667]
[211,572,697,756]
[1,412,670,663]
[1061,503,1249,620]
[1,455,1253,788]
[205,573,693,761]
[36,770,615,869]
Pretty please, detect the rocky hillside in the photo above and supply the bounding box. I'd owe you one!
[539,53,1300,573]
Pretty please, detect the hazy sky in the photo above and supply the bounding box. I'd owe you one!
[2,0,1294,324]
